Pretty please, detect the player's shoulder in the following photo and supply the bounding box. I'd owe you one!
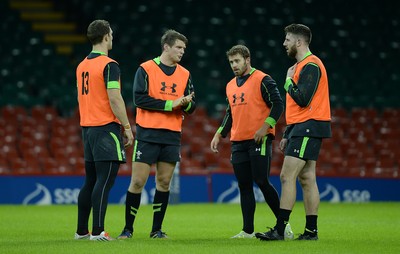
[177,63,190,74]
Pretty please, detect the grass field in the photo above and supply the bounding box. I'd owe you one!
[1,202,399,254]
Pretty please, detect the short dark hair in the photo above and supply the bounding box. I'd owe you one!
[226,45,251,59]
[284,23,312,44]
[161,29,188,50]
[87,20,111,45]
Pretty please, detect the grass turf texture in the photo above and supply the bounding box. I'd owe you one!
[0,202,399,254]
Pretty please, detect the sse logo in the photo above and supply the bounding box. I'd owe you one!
[320,184,371,203]
[54,188,80,204]
[23,183,80,205]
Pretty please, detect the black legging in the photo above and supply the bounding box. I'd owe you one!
[77,161,119,235]
[232,152,280,233]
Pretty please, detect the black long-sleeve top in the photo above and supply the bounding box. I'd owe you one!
[218,74,284,139]
[285,63,320,107]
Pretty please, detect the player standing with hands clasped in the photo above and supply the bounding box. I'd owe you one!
[210,45,293,239]
[256,24,331,241]
[74,20,134,241]
[118,29,195,239]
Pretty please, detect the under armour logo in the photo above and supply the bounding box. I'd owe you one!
[136,150,142,159]
[161,82,177,93]
[294,149,300,154]
[233,93,245,103]
[255,148,261,152]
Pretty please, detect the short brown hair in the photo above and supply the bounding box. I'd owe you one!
[226,45,250,59]
[161,29,188,50]
[87,20,111,45]
[284,23,312,44]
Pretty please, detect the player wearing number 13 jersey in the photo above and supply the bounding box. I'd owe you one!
[75,20,133,241]
[77,54,119,126]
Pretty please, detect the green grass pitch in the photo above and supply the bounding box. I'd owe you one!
[0,202,399,254]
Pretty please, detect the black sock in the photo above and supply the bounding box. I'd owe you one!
[151,190,170,232]
[276,209,292,235]
[76,228,89,236]
[305,215,318,235]
[124,191,141,232]
[92,227,103,236]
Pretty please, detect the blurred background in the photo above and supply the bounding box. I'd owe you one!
[1,0,399,178]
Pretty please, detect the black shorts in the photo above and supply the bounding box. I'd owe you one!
[132,140,180,164]
[285,136,322,161]
[82,123,126,163]
[231,137,272,164]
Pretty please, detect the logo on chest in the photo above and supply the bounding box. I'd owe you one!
[160,82,178,96]
[232,92,246,106]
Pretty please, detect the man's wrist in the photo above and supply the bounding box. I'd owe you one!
[284,77,292,92]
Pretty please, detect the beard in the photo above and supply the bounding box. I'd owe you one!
[287,45,297,59]
[235,63,247,77]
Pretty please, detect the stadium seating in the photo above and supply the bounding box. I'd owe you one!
[1,104,399,178]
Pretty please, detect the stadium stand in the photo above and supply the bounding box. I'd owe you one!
[1,0,399,178]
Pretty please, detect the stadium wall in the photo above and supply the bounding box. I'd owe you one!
[0,173,399,204]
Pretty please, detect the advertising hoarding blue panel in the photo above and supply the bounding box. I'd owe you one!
[0,174,399,204]
[210,173,400,203]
